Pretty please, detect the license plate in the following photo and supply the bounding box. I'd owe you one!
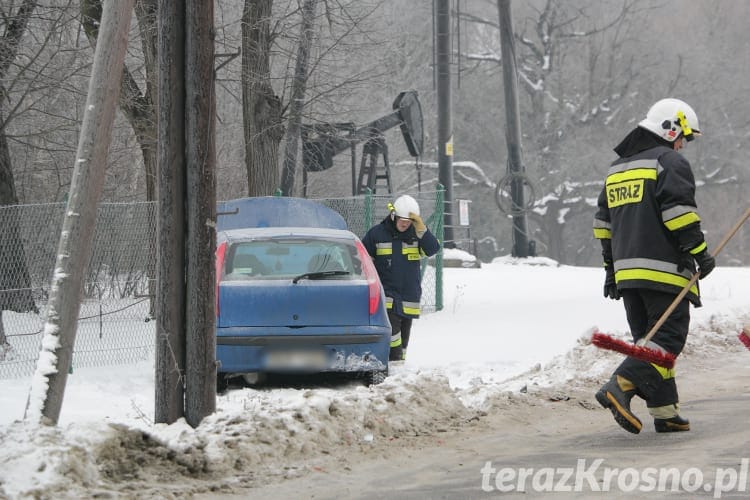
[265,349,328,370]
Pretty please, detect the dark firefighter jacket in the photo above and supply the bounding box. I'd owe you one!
[593,131,707,306]
[362,216,441,318]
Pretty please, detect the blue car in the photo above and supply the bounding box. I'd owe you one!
[215,197,391,388]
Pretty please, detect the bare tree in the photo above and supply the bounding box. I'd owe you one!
[0,0,39,343]
[460,0,658,262]
[0,0,37,207]
[279,0,318,196]
[241,0,284,196]
[81,0,161,321]
[81,0,158,202]
[235,0,387,198]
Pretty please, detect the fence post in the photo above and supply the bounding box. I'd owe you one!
[364,188,373,230]
[434,184,445,312]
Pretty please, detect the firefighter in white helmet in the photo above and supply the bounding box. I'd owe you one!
[593,98,715,434]
[362,195,441,361]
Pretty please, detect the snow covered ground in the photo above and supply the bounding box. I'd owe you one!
[1,251,749,498]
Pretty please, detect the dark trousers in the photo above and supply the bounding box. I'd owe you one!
[614,288,690,408]
[388,311,412,361]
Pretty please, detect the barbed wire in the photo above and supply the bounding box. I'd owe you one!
[5,297,151,338]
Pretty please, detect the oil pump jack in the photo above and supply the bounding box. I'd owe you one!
[301,90,424,196]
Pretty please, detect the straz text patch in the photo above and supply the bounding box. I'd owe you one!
[607,179,645,208]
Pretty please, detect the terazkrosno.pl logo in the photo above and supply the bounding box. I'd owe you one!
[480,458,749,498]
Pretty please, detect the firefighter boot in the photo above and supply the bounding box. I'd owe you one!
[595,375,643,434]
[650,404,690,432]
[389,346,403,362]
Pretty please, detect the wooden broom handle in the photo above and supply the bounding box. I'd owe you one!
[639,207,750,346]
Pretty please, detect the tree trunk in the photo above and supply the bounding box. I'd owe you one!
[82,0,159,315]
[0,1,40,315]
[0,0,38,78]
[280,0,318,196]
[0,119,36,313]
[81,0,158,201]
[0,114,18,208]
[25,0,134,426]
[242,0,284,197]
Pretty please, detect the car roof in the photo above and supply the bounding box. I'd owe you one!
[218,226,359,244]
[217,196,348,231]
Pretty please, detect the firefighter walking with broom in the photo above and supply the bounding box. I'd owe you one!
[592,98,715,434]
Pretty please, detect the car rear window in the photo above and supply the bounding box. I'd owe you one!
[223,237,364,281]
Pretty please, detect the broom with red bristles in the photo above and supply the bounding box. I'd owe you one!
[740,326,750,350]
[592,207,750,368]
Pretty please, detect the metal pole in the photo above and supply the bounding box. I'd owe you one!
[497,0,529,257]
[436,0,454,245]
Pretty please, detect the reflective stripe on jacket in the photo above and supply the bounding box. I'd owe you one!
[593,145,705,306]
[362,216,441,318]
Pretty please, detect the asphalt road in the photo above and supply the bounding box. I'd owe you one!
[210,351,750,499]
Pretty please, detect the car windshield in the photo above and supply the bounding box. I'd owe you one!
[223,237,363,281]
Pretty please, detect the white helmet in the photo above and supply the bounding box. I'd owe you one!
[638,98,701,142]
[392,194,420,218]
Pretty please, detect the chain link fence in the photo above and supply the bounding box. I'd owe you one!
[0,202,157,379]
[317,188,444,314]
[0,191,444,379]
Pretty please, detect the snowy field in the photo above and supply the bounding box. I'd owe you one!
[1,251,749,498]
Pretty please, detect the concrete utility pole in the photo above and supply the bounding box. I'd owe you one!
[24,0,134,425]
[436,0,455,244]
[497,0,530,257]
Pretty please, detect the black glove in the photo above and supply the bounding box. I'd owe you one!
[603,266,620,300]
[676,253,694,274]
[695,250,715,279]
